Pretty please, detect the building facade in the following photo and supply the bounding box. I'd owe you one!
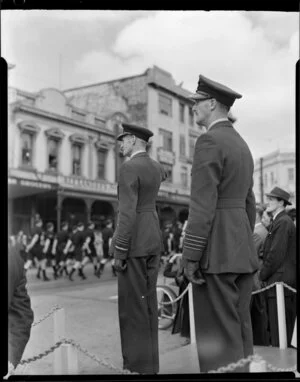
[253,150,296,206]
[8,86,120,236]
[64,65,206,224]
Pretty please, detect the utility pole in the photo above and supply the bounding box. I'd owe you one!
[259,157,264,205]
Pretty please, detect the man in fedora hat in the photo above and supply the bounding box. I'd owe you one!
[110,122,166,374]
[258,187,296,347]
[182,74,259,372]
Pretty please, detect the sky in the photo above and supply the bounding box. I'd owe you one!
[2,10,299,161]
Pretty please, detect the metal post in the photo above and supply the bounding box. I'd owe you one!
[53,308,78,374]
[291,317,297,348]
[276,283,287,349]
[54,308,65,374]
[188,283,196,345]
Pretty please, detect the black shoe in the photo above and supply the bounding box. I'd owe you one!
[69,268,75,281]
[79,268,86,280]
[36,268,41,279]
[42,270,50,281]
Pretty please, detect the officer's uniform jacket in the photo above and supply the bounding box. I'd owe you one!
[8,244,34,367]
[112,152,166,260]
[182,120,259,274]
[259,210,296,291]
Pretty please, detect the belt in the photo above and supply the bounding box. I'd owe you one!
[216,198,245,209]
[136,205,156,212]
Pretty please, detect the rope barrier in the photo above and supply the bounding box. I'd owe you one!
[252,282,297,295]
[17,337,297,374]
[32,305,62,327]
[158,281,296,306]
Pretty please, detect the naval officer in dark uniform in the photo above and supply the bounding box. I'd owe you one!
[110,122,166,374]
[182,75,259,372]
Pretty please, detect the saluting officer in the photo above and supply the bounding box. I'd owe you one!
[182,75,259,372]
[68,222,87,281]
[52,221,70,277]
[110,122,166,374]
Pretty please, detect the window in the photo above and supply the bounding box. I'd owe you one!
[179,103,185,123]
[159,129,173,152]
[179,135,186,157]
[181,167,188,187]
[48,138,59,171]
[188,106,194,126]
[264,173,268,188]
[189,136,195,158]
[21,132,33,166]
[162,163,173,183]
[72,144,82,176]
[288,168,294,182]
[97,150,106,179]
[159,93,172,116]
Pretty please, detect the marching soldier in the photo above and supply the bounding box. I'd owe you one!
[52,221,70,277]
[68,222,87,281]
[97,219,115,277]
[24,219,48,281]
[81,221,99,277]
[182,75,259,372]
[42,222,57,280]
[110,122,166,374]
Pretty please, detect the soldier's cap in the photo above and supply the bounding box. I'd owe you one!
[105,219,113,225]
[265,187,292,205]
[77,221,84,228]
[46,222,54,229]
[61,221,68,227]
[117,122,153,142]
[88,220,95,227]
[189,75,242,108]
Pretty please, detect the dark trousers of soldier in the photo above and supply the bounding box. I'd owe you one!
[117,255,160,374]
[250,294,270,346]
[192,273,254,373]
[266,292,296,347]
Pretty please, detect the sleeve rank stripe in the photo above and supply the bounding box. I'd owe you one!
[183,244,205,251]
[185,233,207,240]
[184,237,207,244]
[183,242,206,249]
[115,245,128,252]
[116,238,129,245]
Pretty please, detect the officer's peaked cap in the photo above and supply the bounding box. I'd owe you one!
[117,122,153,142]
[189,75,242,108]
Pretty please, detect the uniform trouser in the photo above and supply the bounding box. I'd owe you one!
[250,293,270,346]
[192,272,254,373]
[117,255,160,374]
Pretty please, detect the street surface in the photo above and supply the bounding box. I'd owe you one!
[17,263,190,375]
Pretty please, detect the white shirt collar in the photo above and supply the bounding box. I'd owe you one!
[273,208,285,221]
[207,118,229,131]
[130,150,146,159]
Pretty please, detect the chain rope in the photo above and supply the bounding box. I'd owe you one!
[17,337,297,374]
[158,281,296,306]
[32,305,62,327]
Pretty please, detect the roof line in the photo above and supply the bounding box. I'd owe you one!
[63,72,147,93]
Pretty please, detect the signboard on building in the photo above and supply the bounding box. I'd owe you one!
[60,175,118,195]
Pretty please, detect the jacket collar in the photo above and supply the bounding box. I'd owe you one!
[130,151,148,160]
[209,120,234,132]
[273,209,286,222]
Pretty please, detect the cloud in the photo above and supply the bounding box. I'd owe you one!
[3,10,298,161]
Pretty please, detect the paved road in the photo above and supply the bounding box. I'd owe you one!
[18,263,188,376]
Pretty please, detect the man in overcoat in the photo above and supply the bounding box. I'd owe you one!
[110,122,166,374]
[182,75,259,372]
[258,187,296,347]
[8,239,34,376]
